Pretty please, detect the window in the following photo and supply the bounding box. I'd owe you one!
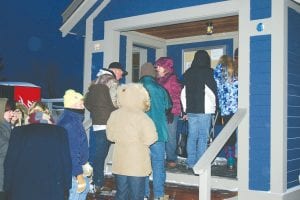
[182,46,225,72]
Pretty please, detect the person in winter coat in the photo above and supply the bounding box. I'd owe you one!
[214,55,238,169]
[56,89,92,200]
[4,102,72,200]
[139,63,172,200]
[181,50,218,169]
[84,62,127,193]
[107,83,157,200]
[0,98,14,199]
[155,57,182,168]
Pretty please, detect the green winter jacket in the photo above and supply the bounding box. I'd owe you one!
[140,76,172,142]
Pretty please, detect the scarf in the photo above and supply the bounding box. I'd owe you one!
[28,111,54,124]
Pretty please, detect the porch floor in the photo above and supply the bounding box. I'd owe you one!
[87,158,237,200]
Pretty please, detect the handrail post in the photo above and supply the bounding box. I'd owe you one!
[193,108,246,200]
[199,166,211,200]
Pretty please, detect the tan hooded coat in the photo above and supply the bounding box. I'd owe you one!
[107,83,157,176]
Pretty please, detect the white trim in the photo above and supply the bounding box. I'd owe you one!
[105,1,239,31]
[125,37,133,83]
[59,0,97,37]
[92,40,104,52]
[283,185,300,200]
[239,186,300,200]
[288,0,300,12]
[270,0,288,193]
[238,0,250,196]
[83,0,111,94]
[166,31,238,46]
[103,0,240,75]
[122,31,166,49]
[291,0,300,4]
[121,31,166,82]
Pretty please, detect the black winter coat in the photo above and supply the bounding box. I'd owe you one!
[4,124,72,200]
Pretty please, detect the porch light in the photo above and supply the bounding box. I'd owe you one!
[206,21,213,35]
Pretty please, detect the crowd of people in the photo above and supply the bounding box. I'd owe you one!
[0,48,238,200]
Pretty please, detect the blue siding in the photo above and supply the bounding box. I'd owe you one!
[167,39,233,79]
[287,8,300,189]
[93,0,225,40]
[249,35,271,191]
[250,0,271,20]
[147,48,156,64]
[119,35,127,83]
[91,52,104,79]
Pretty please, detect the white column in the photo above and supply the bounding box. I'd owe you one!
[270,0,287,193]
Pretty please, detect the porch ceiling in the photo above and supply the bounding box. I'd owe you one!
[135,15,238,39]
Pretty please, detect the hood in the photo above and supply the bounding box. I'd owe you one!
[155,57,174,73]
[117,83,150,112]
[96,68,114,77]
[191,50,211,69]
[0,98,8,121]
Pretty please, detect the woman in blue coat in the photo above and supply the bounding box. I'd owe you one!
[214,55,238,169]
[4,102,72,200]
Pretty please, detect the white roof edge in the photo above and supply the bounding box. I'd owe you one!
[0,82,40,88]
[59,0,98,37]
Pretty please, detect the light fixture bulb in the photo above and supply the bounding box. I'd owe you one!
[207,22,213,35]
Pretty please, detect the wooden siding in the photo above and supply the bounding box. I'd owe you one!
[249,35,271,191]
[287,7,300,189]
[250,0,272,20]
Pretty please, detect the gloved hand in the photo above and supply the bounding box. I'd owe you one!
[76,174,86,193]
[82,162,93,177]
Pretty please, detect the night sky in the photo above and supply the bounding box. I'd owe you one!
[0,0,84,98]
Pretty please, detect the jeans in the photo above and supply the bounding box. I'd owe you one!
[165,116,179,162]
[115,174,146,200]
[186,113,212,168]
[145,142,166,199]
[68,176,90,200]
[90,129,111,187]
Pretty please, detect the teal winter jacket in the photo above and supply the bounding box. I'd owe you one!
[140,76,172,142]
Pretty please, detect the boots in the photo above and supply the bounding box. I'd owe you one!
[224,145,236,170]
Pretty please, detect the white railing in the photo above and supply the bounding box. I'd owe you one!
[193,108,247,200]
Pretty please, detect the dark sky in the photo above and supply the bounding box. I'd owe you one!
[0,0,84,98]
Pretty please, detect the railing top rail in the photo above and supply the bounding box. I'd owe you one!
[41,98,64,103]
[193,108,247,174]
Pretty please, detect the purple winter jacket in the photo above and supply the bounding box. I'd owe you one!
[157,73,182,116]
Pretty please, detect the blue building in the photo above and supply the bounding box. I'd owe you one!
[60,0,300,199]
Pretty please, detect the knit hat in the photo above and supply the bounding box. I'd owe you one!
[140,62,156,78]
[63,89,83,108]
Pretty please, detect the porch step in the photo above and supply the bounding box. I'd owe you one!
[166,170,238,191]
[104,157,238,191]
[165,158,238,191]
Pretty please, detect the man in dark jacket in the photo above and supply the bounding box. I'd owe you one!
[181,50,218,169]
[4,102,72,200]
[0,98,14,199]
[84,62,127,193]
